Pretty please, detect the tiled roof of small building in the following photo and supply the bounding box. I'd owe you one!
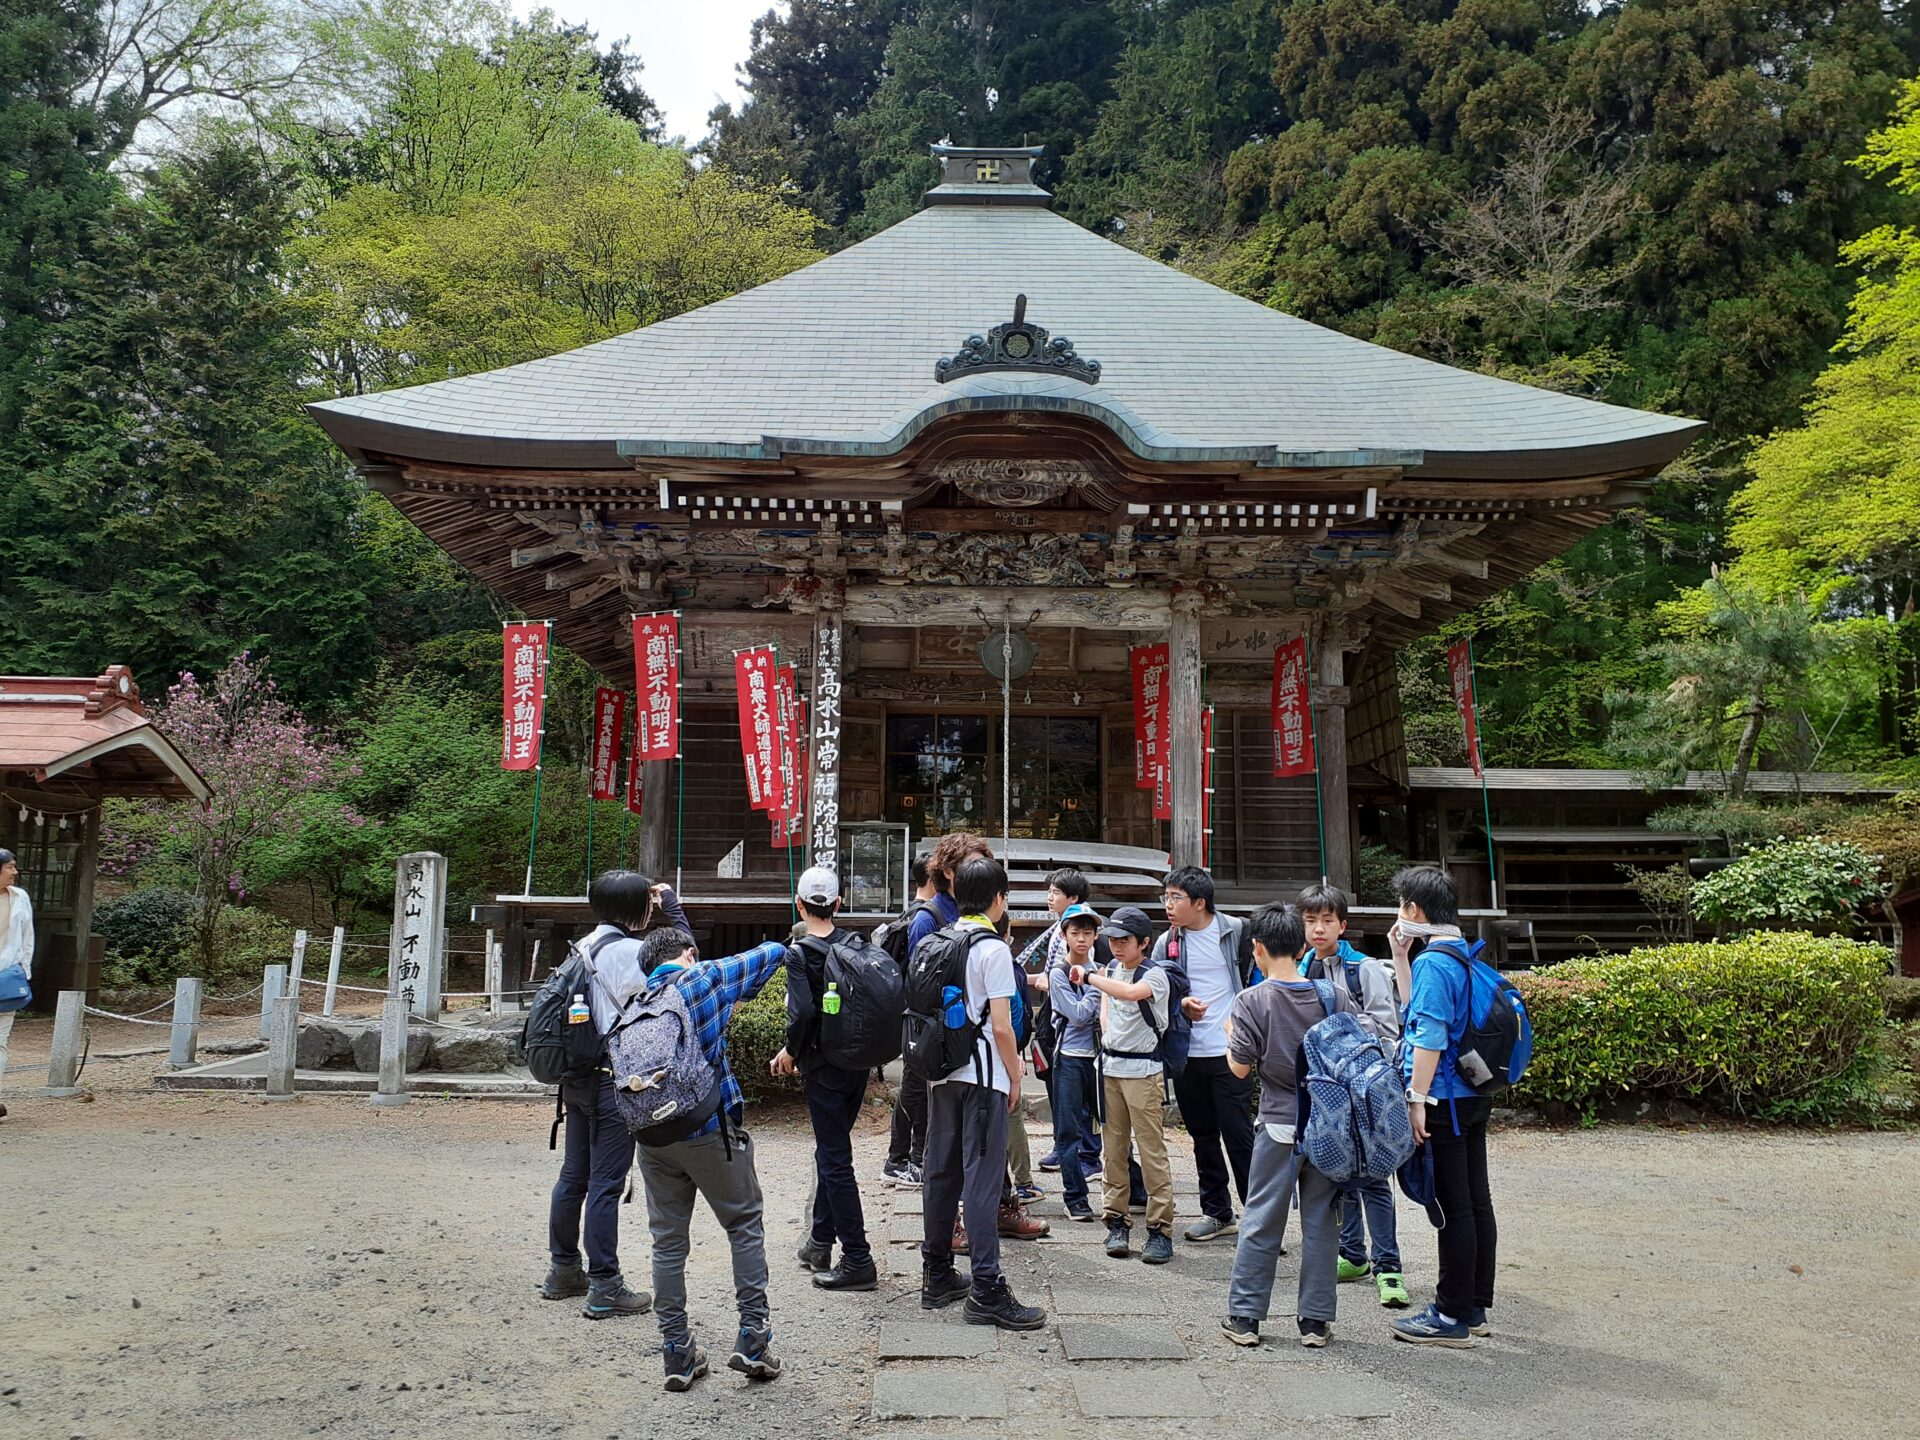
[0,669,209,802]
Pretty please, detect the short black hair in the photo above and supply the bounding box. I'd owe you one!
[1393,865,1460,928]
[588,869,655,930]
[798,896,838,921]
[953,856,1009,914]
[910,856,930,889]
[640,926,694,973]
[1163,865,1214,911]
[1247,903,1305,960]
[1046,867,1089,902]
[1296,882,1349,921]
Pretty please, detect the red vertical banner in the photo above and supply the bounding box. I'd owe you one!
[632,613,682,760]
[1131,642,1172,818]
[734,647,778,810]
[501,622,549,772]
[1270,637,1316,778]
[1201,706,1215,868]
[625,704,645,817]
[590,688,624,799]
[1447,638,1484,778]
[769,664,799,843]
[773,685,807,850]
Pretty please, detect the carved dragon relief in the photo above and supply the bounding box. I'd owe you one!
[930,458,1097,508]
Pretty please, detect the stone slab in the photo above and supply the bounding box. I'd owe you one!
[1268,1372,1399,1419]
[872,1369,1007,1420]
[1034,1220,1108,1244]
[1047,1284,1164,1317]
[1058,1321,1188,1361]
[886,1247,925,1276]
[892,1191,925,1215]
[877,1321,999,1359]
[1070,1368,1217,1419]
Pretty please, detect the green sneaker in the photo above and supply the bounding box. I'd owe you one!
[1376,1271,1410,1308]
[1336,1257,1371,1283]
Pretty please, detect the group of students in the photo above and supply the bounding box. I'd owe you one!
[538,842,1504,1392]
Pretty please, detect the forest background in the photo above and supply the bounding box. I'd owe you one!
[3,0,1919,956]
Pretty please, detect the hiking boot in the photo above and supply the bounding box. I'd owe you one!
[1013,1181,1045,1203]
[812,1256,879,1292]
[1337,1256,1371,1282]
[1064,1198,1095,1223]
[998,1201,1049,1239]
[963,1278,1046,1331]
[1221,1316,1262,1347]
[1104,1220,1132,1258]
[662,1341,708,1392]
[1141,1229,1174,1265]
[1297,1317,1333,1348]
[538,1261,589,1300]
[795,1239,833,1272]
[1466,1305,1491,1336]
[1038,1148,1063,1172]
[727,1327,783,1380]
[1391,1304,1474,1348]
[1376,1272,1411,1309]
[951,1219,969,1255]
[921,1265,971,1310]
[1184,1214,1237,1243]
[882,1158,923,1188]
[581,1276,651,1320]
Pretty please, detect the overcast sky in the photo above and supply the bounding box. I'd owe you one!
[514,1,774,144]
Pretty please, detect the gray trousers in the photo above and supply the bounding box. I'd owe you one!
[1227,1128,1341,1324]
[637,1127,770,1346]
[921,1079,1008,1286]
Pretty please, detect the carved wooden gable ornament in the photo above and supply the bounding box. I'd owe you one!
[935,294,1100,386]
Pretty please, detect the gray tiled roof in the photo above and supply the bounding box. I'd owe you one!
[309,204,1705,480]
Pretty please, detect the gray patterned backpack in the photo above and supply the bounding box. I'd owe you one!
[608,974,723,1147]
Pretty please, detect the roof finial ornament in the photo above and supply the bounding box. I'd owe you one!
[935,293,1100,385]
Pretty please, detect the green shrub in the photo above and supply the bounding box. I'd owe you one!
[1513,932,1892,1122]
[728,967,800,1102]
[1690,836,1884,933]
[94,887,199,986]
[1884,976,1920,1023]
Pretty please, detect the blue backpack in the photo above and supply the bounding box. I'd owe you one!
[1297,981,1416,1185]
[1429,937,1533,1095]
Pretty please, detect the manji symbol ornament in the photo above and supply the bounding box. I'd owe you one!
[936,293,1100,385]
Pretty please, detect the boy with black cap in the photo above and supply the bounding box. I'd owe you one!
[772,865,879,1294]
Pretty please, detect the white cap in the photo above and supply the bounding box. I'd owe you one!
[796,865,840,907]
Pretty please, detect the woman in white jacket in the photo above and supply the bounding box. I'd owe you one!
[0,847,33,1118]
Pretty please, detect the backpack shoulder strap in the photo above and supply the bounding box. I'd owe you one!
[1312,977,1338,1020]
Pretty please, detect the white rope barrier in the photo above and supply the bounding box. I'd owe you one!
[83,1005,174,1027]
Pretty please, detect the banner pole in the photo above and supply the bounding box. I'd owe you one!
[1305,633,1329,883]
[522,639,548,898]
[1469,636,1500,911]
[585,793,595,890]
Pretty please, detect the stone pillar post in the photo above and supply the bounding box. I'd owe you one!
[264,995,298,1101]
[809,609,846,877]
[369,996,411,1108]
[45,990,86,1095]
[1314,622,1355,892]
[1168,594,1206,869]
[389,852,448,1020]
[260,963,286,1040]
[167,977,202,1069]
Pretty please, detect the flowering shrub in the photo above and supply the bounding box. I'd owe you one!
[1690,836,1884,933]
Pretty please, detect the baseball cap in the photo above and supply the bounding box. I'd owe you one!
[1098,905,1153,940]
[1059,902,1101,927]
[795,865,840,907]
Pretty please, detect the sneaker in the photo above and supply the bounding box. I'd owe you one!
[998,1202,1049,1239]
[1141,1230,1173,1265]
[538,1261,589,1300]
[662,1341,708,1392]
[1297,1318,1333,1348]
[727,1327,783,1380]
[1376,1272,1411,1309]
[1337,1256,1371,1283]
[1013,1182,1045,1203]
[882,1159,923,1188]
[963,1278,1047,1331]
[581,1277,651,1320]
[1038,1149,1063,1173]
[1391,1304,1474,1348]
[1183,1214,1237,1243]
[1104,1220,1131,1258]
[1466,1306,1491,1336]
[1221,1315,1262,1347]
[920,1266,971,1310]
[812,1256,879,1292]
[951,1219,969,1255]
[1065,1198,1096,1223]
[795,1240,833,1273]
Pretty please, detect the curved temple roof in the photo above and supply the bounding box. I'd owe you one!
[309,179,1705,484]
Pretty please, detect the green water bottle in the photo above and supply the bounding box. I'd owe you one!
[822,981,841,1016]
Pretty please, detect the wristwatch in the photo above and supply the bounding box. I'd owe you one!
[1406,1089,1431,1105]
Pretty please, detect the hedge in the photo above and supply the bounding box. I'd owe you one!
[727,967,801,1101]
[1513,932,1891,1122]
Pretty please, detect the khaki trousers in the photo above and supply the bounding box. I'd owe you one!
[1101,1070,1174,1232]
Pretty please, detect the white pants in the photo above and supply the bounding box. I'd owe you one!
[0,1010,14,1092]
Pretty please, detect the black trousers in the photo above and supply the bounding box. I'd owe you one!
[547,1076,633,1278]
[1426,1096,1497,1320]
[1173,1054,1255,1222]
[805,1067,872,1264]
[887,1065,929,1167]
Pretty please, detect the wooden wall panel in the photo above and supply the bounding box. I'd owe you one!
[1347,647,1408,788]
[1210,708,1323,895]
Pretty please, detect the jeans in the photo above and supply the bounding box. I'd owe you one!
[1426,1096,1497,1321]
[1339,1176,1402,1272]
[887,1066,928,1168]
[921,1079,1008,1287]
[1173,1055,1255,1222]
[1227,1129,1341,1323]
[547,1076,634,1279]
[805,1066,871,1265]
[1052,1055,1098,1206]
[637,1127,770,1347]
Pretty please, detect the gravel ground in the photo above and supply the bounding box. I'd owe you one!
[2,1009,1918,1440]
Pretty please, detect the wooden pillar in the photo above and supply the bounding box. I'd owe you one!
[809,609,845,876]
[639,759,673,885]
[1314,627,1354,892]
[1169,596,1205,868]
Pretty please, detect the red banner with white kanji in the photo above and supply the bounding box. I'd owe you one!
[1271,637,1316,778]
[632,613,681,760]
[734,647,779,810]
[773,688,808,850]
[769,663,800,842]
[1131,643,1172,818]
[625,703,645,817]
[590,688,624,799]
[1447,637,1484,779]
[501,621,549,772]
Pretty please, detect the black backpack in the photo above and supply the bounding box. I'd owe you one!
[799,930,905,1071]
[900,923,998,1084]
[873,899,937,970]
[523,930,623,1087]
